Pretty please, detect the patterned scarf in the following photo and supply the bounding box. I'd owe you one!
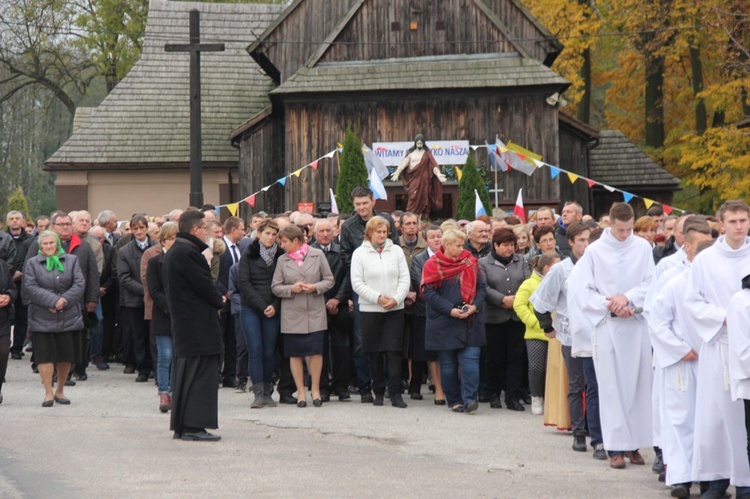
[39,234,66,272]
[259,243,277,267]
[420,247,478,305]
[287,243,309,268]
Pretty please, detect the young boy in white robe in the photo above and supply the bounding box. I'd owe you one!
[532,222,605,460]
[726,271,750,489]
[685,199,750,499]
[647,224,714,498]
[567,202,654,470]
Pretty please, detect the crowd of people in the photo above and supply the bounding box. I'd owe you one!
[1,189,749,498]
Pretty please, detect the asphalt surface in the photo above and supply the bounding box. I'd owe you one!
[0,356,717,498]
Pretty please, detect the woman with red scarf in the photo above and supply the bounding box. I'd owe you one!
[421,228,487,413]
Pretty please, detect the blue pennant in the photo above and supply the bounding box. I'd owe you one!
[549,166,560,179]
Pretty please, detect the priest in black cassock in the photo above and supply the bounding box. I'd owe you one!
[164,210,226,441]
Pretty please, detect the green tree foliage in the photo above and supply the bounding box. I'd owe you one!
[335,125,368,215]
[456,153,491,220]
[7,187,31,218]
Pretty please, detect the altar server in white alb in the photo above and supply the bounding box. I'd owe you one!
[685,199,750,499]
[567,202,654,470]
[726,271,750,485]
[647,223,714,498]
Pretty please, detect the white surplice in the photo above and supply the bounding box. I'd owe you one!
[648,268,700,486]
[567,228,654,451]
[531,258,574,347]
[727,289,750,401]
[685,236,750,486]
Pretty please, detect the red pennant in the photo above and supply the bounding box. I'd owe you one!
[310,160,319,170]
[662,204,673,215]
[245,195,256,208]
[586,179,596,188]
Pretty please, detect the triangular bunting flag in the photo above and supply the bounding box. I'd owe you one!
[455,167,462,181]
[292,169,302,177]
[324,150,336,159]
[329,188,338,214]
[602,184,616,192]
[549,166,560,179]
[261,186,270,192]
[586,179,596,188]
[246,195,256,208]
[470,145,480,151]
[567,172,579,184]
[623,192,635,203]
[277,177,287,186]
[227,203,238,216]
[336,141,343,150]
[310,160,319,170]
[643,198,655,209]
[662,205,674,215]
[532,159,545,168]
[214,207,221,215]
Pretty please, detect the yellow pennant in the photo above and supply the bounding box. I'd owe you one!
[643,198,655,209]
[336,141,344,150]
[293,169,302,177]
[567,172,579,184]
[455,167,462,181]
[227,203,239,216]
[507,141,542,164]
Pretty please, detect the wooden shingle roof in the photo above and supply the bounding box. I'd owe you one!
[589,130,680,188]
[270,53,569,95]
[46,0,283,169]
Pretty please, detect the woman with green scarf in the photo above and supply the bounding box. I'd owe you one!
[22,230,85,407]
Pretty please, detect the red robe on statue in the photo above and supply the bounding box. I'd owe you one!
[401,149,443,220]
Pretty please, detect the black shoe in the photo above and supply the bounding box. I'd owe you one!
[313,398,322,407]
[32,365,38,373]
[297,400,307,408]
[221,378,237,388]
[123,366,136,374]
[135,373,149,383]
[434,398,446,405]
[181,430,221,442]
[338,391,351,401]
[373,394,384,406]
[53,395,71,405]
[670,484,690,498]
[234,382,247,393]
[75,372,88,381]
[592,444,607,460]
[360,392,374,404]
[42,399,54,407]
[64,378,76,387]
[652,452,664,474]
[10,352,22,360]
[391,394,407,408]
[522,394,532,405]
[572,435,587,452]
[505,399,525,411]
[490,394,502,409]
[320,392,330,402]
[409,392,423,400]
[464,401,478,413]
[279,394,297,404]
[478,392,491,403]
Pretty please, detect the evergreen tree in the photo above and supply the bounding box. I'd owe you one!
[7,187,31,219]
[335,125,368,215]
[455,153,491,220]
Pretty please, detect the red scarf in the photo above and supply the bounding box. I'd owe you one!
[420,248,478,305]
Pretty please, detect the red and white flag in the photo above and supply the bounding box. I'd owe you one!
[513,188,526,223]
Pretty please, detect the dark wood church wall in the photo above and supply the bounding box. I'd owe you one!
[484,0,556,63]
[558,125,593,214]
[277,90,560,211]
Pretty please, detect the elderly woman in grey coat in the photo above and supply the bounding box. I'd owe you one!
[272,225,334,407]
[23,231,85,407]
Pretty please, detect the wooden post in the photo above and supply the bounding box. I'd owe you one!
[164,9,224,208]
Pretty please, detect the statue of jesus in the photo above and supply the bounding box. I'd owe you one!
[390,134,446,220]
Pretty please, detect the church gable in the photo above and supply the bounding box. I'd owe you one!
[313,0,562,66]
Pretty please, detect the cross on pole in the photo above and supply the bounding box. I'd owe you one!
[165,9,224,208]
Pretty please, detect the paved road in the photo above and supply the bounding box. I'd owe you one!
[0,357,703,498]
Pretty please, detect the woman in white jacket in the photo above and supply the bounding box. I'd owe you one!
[351,216,410,408]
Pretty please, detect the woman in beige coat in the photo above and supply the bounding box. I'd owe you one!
[272,225,334,407]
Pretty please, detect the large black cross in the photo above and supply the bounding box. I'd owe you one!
[165,9,224,208]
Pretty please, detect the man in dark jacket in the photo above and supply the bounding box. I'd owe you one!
[0,258,18,402]
[217,216,246,389]
[312,218,353,401]
[653,215,686,264]
[89,226,113,370]
[117,214,156,382]
[464,221,491,259]
[6,210,31,359]
[338,186,398,402]
[553,202,583,258]
[163,210,225,441]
